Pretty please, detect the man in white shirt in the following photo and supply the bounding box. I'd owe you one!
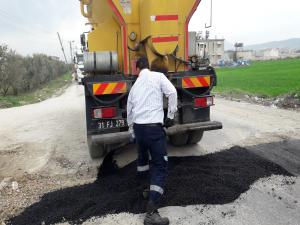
[127,57,177,225]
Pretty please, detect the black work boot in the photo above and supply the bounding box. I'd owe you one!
[144,201,169,225]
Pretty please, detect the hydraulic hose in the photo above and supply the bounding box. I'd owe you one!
[170,54,191,65]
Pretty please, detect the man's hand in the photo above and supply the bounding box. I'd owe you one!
[129,125,136,143]
[164,118,175,128]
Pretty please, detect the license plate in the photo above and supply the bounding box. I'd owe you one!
[98,119,127,130]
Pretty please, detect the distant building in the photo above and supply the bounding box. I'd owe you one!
[196,38,225,65]
[261,48,280,60]
[189,31,225,66]
[224,50,235,62]
[225,43,254,62]
[225,50,254,62]
[279,48,300,59]
[236,50,255,61]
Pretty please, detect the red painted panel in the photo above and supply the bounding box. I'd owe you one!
[155,15,179,21]
[152,36,179,43]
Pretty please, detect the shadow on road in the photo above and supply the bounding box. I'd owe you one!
[8,145,293,225]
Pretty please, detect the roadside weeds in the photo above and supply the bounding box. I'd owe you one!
[0,72,73,109]
[214,91,300,111]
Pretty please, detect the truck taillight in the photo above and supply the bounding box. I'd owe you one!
[93,107,117,119]
[194,96,214,108]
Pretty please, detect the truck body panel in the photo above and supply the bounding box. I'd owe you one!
[79,0,222,158]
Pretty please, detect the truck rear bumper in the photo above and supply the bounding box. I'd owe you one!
[90,121,222,146]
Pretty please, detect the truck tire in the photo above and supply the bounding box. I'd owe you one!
[187,130,204,144]
[169,133,189,146]
[87,136,106,159]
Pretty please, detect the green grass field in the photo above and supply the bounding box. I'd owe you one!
[214,58,300,97]
[0,72,72,108]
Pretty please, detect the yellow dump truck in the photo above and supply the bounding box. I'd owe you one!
[79,0,222,158]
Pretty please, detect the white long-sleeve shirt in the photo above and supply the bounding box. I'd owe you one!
[127,69,178,126]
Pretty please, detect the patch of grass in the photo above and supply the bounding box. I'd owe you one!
[0,72,72,108]
[214,58,300,97]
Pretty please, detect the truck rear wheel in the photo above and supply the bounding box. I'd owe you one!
[87,136,106,159]
[169,133,189,146]
[187,130,204,144]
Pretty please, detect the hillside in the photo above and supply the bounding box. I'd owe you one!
[244,38,300,50]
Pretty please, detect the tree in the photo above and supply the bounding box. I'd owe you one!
[5,50,25,95]
[0,44,70,96]
[0,44,10,96]
[22,57,34,92]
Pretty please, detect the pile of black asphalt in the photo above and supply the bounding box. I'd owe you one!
[8,146,292,225]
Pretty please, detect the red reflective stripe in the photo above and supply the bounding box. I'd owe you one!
[95,83,109,95]
[112,82,126,93]
[155,15,178,21]
[197,77,209,87]
[152,36,179,43]
[183,78,195,88]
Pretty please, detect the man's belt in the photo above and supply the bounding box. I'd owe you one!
[134,123,163,127]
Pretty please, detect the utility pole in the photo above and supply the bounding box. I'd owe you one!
[57,32,68,64]
[69,40,75,64]
[205,0,213,28]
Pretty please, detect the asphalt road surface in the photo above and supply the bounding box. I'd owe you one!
[0,83,299,225]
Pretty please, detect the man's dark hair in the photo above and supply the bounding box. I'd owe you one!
[136,57,149,70]
[151,58,168,74]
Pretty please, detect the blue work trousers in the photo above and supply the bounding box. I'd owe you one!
[133,123,168,204]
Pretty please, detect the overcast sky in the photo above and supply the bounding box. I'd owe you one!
[1,0,299,61]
